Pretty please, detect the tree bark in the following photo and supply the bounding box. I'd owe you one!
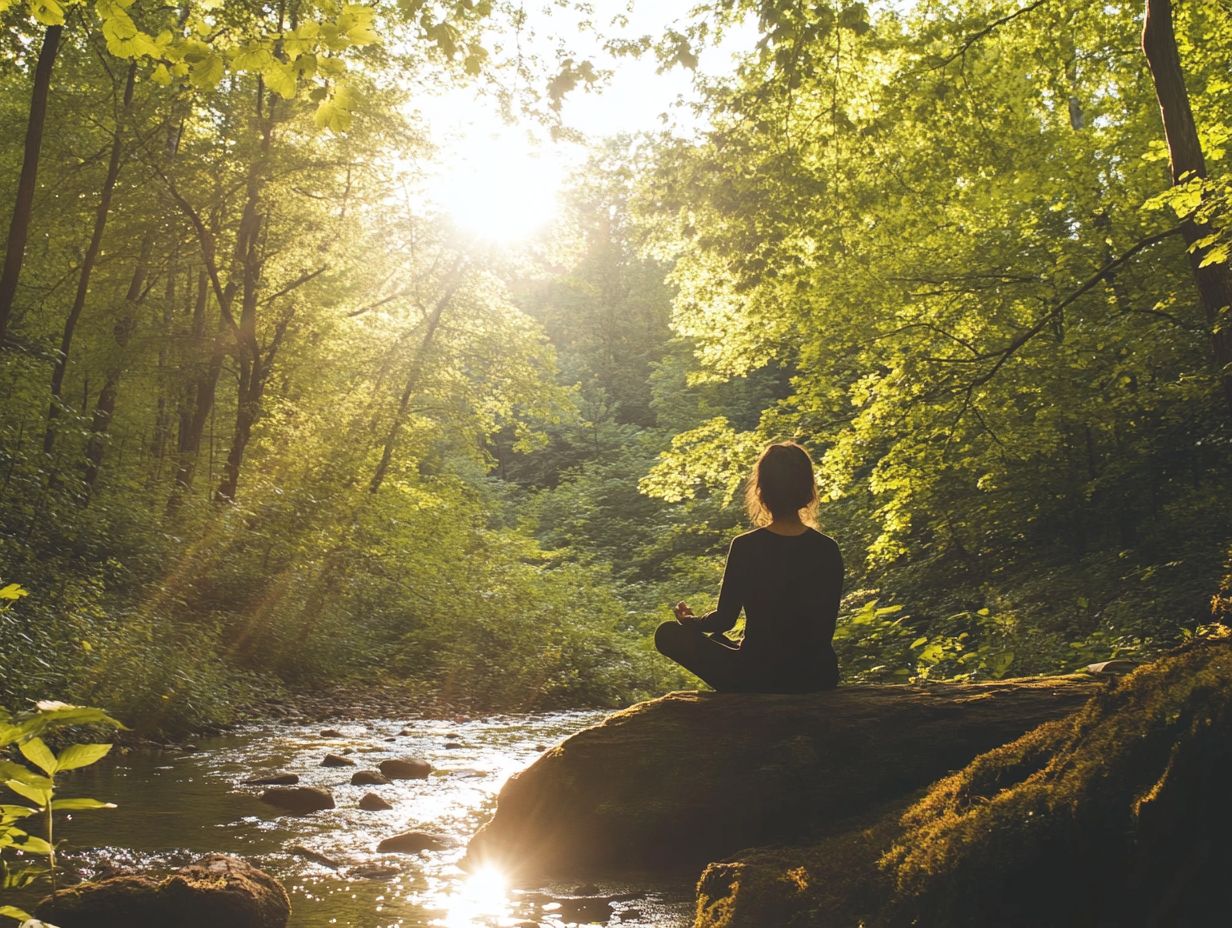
[368,260,467,494]
[0,25,62,347]
[82,231,153,498]
[214,83,276,503]
[43,62,137,459]
[1142,0,1232,415]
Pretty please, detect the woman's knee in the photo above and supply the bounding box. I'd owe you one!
[655,620,689,656]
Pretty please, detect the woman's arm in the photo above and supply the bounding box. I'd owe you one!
[695,538,744,633]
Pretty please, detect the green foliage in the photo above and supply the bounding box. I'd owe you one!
[2,0,1230,737]
[0,700,121,924]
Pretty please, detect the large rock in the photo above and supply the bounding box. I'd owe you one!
[379,757,431,780]
[359,792,394,811]
[244,772,299,786]
[36,855,289,928]
[466,677,1099,877]
[377,831,452,854]
[692,641,1232,928]
[259,786,334,813]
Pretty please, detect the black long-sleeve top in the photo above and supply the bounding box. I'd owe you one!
[697,527,844,687]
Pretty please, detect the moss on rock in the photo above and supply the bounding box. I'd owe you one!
[36,854,290,928]
[884,636,1232,926]
[696,639,1232,927]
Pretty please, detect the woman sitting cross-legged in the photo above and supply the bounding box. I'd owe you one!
[655,441,843,693]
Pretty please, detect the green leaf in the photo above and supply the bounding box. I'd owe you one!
[50,797,116,811]
[55,743,111,772]
[190,53,225,90]
[18,738,57,775]
[4,780,51,808]
[16,834,53,855]
[232,43,272,72]
[29,0,64,26]
[0,904,33,921]
[0,583,28,601]
[0,761,49,786]
[0,804,38,821]
[263,61,297,99]
[25,704,125,732]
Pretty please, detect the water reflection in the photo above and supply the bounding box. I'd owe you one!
[29,711,691,928]
[435,865,510,927]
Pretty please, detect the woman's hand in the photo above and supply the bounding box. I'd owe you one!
[673,601,698,624]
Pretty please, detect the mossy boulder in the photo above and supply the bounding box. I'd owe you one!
[695,639,1232,927]
[466,677,1098,877]
[36,854,290,928]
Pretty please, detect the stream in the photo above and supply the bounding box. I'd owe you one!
[30,711,693,928]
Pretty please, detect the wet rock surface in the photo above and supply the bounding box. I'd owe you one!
[376,830,452,854]
[36,854,290,928]
[467,678,1100,877]
[378,757,431,779]
[245,772,299,786]
[259,786,335,814]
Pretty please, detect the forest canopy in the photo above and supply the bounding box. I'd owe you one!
[1,0,1229,734]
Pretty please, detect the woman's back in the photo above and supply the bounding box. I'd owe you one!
[655,440,844,693]
[733,527,843,686]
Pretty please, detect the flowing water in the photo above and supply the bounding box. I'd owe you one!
[29,712,693,928]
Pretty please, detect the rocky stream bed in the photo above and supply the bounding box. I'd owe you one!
[19,710,692,928]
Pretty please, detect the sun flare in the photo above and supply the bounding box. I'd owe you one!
[439,864,511,926]
[432,129,562,245]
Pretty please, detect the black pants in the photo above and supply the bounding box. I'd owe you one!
[654,621,837,693]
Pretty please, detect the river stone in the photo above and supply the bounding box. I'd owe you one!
[245,772,299,786]
[466,680,1101,877]
[379,757,431,780]
[319,729,344,738]
[359,792,394,811]
[377,831,451,854]
[288,845,340,869]
[445,732,461,740]
[36,854,290,928]
[350,769,391,786]
[259,786,335,814]
[322,753,355,767]
[350,864,400,880]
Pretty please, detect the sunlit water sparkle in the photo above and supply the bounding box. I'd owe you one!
[29,711,691,927]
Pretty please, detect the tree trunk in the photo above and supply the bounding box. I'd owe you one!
[215,359,263,503]
[170,310,226,502]
[213,84,275,503]
[0,25,61,347]
[43,63,137,460]
[368,265,466,494]
[82,231,153,498]
[1142,0,1232,415]
[150,247,177,468]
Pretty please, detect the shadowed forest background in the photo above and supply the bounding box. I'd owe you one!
[2,0,1231,736]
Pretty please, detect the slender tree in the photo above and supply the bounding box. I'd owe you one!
[0,25,61,346]
[1142,0,1232,414]
[43,62,137,460]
